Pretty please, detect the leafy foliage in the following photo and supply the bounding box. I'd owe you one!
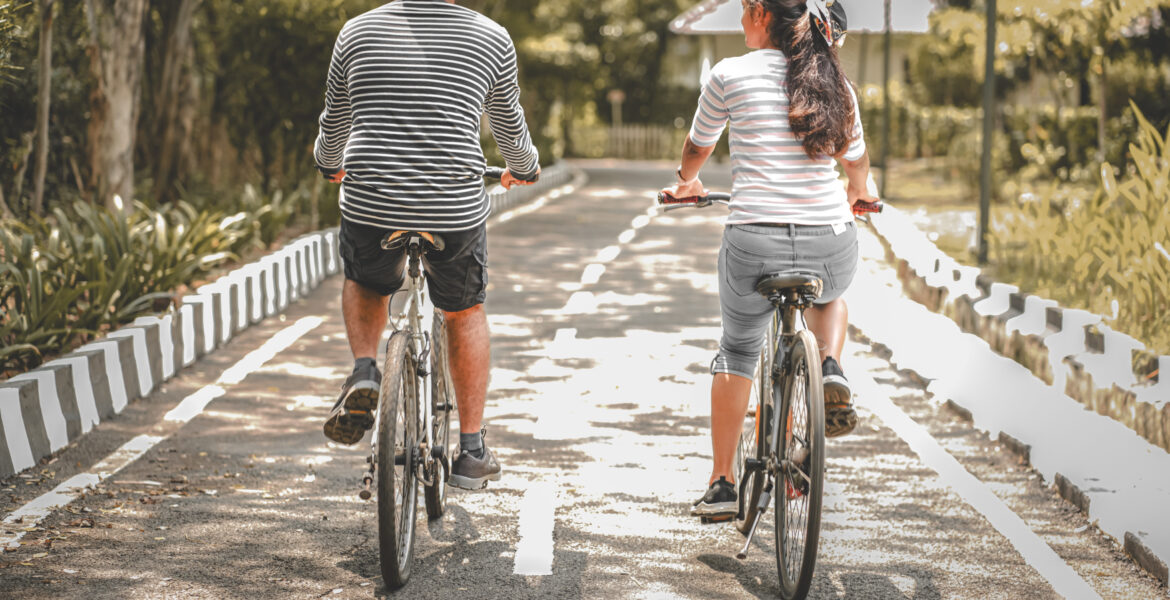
[0,200,253,373]
[992,103,1170,354]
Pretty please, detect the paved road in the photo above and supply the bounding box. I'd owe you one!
[1,163,1164,599]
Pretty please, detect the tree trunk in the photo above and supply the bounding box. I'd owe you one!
[84,0,148,212]
[152,0,200,203]
[0,182,13,220]
[32,0,54,217]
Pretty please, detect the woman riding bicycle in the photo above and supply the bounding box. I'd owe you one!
[660,0,878,518]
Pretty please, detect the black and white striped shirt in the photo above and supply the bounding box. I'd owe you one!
[314,0,540,232]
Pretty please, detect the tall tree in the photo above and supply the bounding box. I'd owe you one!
[83,0,147,211]
[31,0,53,216]
[150,0,200,203]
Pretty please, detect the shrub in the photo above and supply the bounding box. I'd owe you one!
[0,200,251,373]
[991,102,1170,354]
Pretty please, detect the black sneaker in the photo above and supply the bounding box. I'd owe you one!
[449,429,501,490]
[822,356,857,438]
[690,476,737,518]
[323,362,381,445]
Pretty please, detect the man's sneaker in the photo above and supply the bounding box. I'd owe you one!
[691,476,737,518]
[323,362,381,445]
[449,429,501,490]
[822,356,857,438]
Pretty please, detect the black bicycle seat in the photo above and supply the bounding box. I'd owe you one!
[755,271,823,300]
[381,231,446,253]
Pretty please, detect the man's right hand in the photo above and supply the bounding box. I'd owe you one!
[501,167,540,190]
[319,166,346,184]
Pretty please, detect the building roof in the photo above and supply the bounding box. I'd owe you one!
[670,0,936,35]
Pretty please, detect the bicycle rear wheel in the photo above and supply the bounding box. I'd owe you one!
[773,329,825,600]
[377,330,419,589]
[735,315,776,533]
[424,311,454,519]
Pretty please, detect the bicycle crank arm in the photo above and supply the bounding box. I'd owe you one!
[736,483,774,560]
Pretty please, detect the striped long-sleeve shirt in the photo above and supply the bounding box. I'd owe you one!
[314,0,540,232]
[689,49,865,226]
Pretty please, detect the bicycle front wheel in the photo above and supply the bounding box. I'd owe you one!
[424,311,454,519]
[377,330,419,589]
[773,329,825,600]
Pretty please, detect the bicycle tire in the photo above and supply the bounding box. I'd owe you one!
[774,329,825,600]
[735,314,777,533]
[424,312,454,519]
[377,330,419,589]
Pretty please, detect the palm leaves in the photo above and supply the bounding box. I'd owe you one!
[0,199,252,373]
[992,102,1170,354]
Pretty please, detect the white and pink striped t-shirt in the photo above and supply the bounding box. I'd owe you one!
[689,49,866,226]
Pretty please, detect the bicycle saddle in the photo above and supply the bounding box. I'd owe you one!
[755,271,823,300]
[381,231,446,252]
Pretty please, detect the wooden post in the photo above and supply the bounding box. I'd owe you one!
[978,0,997,265]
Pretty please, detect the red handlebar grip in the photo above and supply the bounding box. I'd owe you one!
[852,200,883,215]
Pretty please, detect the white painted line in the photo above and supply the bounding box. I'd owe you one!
[163,386,227,424]
[0,388,35,473]
[597,245,621,263]
[0,317,323,550]
[852,354,1101,600]
[513,479,557,576]
[45,357,100,434]
[9,371,69,452]
[108,328,154,396]
[580,264,606,286]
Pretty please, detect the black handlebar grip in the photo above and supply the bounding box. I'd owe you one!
[483,167,506,180]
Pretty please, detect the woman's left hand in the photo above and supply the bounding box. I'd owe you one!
[661,178,705,201]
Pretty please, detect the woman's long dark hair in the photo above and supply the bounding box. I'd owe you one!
[758,0,857,159]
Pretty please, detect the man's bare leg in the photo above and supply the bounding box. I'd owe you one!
[343,279,389,360]
[443,304,490,434]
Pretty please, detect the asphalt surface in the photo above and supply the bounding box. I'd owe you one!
[1,162,1164,599]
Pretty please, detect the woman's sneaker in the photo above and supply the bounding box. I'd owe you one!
[323,363,381,445]
[691,476,737,518]
[822,356,858,438]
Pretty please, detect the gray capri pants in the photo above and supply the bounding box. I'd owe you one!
[711,222,859,379]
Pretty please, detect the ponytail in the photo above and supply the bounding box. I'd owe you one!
[759,0,857,159]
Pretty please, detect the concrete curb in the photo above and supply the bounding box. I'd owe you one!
[0,164,575,481]
[864,205,1170,586]
[868,206,1168,452]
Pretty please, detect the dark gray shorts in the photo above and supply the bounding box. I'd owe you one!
[338,219,487,313]
[712,222,859,379]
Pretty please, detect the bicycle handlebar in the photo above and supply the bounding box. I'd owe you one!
[484,167,505,180]
[657,191,883,216]
[656,191,732,211]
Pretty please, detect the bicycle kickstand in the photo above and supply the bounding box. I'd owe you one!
[736,479,774,560]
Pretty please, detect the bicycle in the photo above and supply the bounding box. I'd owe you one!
[657,189,881,600]
[359,167,509,589]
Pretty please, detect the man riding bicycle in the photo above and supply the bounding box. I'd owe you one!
[313,0,540,490]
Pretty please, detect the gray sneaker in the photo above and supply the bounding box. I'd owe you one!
[449,430,501,490]
[323,362,381,445]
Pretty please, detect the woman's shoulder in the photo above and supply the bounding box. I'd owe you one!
[713,50,785,78]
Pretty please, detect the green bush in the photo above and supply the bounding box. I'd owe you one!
[991,103,1170,354]
[0,200,251,373]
